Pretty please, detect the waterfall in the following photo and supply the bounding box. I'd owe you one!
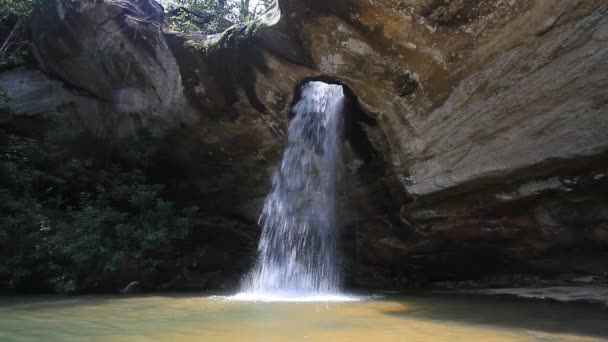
[240,81,345,297]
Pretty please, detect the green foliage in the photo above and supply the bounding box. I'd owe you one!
[164,0,273,34]
[168,5,232,34]
[0,0,35,19]
[0,0,45,69]
[0,125,199,293]
[184,18,265,54]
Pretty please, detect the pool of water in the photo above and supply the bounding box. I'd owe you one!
[1,293,607,341]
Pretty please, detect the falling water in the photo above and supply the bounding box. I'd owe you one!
[239,81,345,298]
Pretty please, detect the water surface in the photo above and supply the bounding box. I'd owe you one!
[1,293,607,341]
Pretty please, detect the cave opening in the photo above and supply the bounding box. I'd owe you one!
[289,76,386,173]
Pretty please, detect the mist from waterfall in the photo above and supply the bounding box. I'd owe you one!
[238,81,345,299]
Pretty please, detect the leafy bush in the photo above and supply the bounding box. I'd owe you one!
[164,0,273,34]
[0,125,199,293]
[0,0,35,17]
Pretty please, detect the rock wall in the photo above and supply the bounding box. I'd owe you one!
[263,0,608,287]
[1,0,607,289]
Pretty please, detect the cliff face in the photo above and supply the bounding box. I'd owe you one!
[2,0,607,288]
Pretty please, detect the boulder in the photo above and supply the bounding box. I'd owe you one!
[31,0,195,134]
[0,68,116,133]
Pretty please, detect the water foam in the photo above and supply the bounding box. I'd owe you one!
[238,82,346,299]
[226,293,362,303]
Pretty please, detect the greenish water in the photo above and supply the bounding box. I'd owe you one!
[1,293,607,341]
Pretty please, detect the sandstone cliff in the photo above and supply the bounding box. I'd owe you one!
[2,0,607,288]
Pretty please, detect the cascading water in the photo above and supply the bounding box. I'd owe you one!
[238,81,345,299]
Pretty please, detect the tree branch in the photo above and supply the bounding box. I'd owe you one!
[0,18,22,60]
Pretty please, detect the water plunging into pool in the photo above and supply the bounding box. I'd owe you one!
[236,81,347,301]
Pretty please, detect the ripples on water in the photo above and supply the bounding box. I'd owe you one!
[1,293,607,341]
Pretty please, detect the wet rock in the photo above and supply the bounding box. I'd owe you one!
[470,287,608,307]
